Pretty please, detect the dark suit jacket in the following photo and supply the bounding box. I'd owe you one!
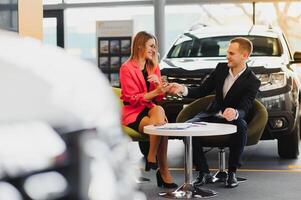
[187,62,261,119]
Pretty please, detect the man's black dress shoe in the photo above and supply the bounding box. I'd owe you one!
[193,172,213,186]
[225,172,239,188]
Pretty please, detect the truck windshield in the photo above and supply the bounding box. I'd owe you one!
[167,35,281,58]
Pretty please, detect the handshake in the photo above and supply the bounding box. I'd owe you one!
[147,74,185,96]
[154,80,185,97]
[160,82,185,96]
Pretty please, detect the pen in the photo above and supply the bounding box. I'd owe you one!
[192,122,207,125]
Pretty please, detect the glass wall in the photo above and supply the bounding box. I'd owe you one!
[64,5,154,63]
[64,0,143,3]
[165,4,253,52]
[0,0,18,32]
[43,0,62,4]
[44,1,301,63]
[255,2,301,52]
[62,3,254,62]
[43,17,57,46]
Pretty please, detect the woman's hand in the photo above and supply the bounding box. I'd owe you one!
[166,82,185,96]
[143,82,171,101]
[143,75,172,100]
[148,74,160,86]
[155,83,171,94]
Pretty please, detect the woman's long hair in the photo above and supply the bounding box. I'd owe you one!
[130,31,158,69]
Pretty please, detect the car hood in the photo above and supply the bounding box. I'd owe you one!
[0,122,66,178]
[0,30,120,133]
[160,56,286,71]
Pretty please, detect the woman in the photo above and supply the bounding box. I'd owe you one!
[119,31,177,188]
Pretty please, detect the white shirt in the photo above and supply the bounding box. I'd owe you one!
[223,67,246,98]
[182,66,247,119]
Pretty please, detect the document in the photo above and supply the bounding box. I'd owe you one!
[156,123,192,130]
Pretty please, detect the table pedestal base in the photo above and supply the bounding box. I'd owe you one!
[158,183,217,199]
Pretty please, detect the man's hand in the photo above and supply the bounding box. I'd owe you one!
[166,82,185,95]
[222,108,237,121]
[154,82,172,94]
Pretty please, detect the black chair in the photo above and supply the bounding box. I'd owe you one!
[176,95,268,182]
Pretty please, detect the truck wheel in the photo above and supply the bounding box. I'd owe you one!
[278,122,300,159]
[138,141,149,157]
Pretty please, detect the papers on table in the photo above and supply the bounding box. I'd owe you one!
[155,123,193,130]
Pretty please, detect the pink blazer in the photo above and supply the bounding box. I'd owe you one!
[119,59,164,125]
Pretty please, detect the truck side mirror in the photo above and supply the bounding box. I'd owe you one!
[293,51,301,63]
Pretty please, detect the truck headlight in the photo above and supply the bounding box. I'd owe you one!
[257,72,286,91]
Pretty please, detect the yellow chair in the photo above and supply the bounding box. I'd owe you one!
[176,95,268,182]
[112,87,149,156]
[112,87,150,183]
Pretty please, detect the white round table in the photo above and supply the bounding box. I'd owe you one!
[144,122,236,199]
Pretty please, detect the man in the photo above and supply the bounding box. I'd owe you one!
[169,37,260,188]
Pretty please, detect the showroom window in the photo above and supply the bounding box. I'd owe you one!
[0,0,18,32]
[44,1,301,62]
[43,0,63,4]
[63,3,254,62]
[165,4,253,51]
[255,2,301,52]
[43,17,57,46]
[64,0,144,3]
[64,5,154,63]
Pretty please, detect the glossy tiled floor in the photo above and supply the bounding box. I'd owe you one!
[130,139,301,200]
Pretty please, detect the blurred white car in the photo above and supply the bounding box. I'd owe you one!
[0,30,143,200]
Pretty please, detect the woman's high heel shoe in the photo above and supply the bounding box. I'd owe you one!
[156,170,178,189]
[145,158,158,171]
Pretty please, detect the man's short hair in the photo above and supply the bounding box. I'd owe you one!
[230,37,253,56]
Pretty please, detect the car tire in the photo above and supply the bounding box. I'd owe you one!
[277,122,300,159]
[138,141,149,157]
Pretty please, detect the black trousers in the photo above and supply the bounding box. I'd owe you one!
[186,112,247,173]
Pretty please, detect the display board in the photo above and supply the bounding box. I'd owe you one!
[96,20,133,87]
[97,36,131,87]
